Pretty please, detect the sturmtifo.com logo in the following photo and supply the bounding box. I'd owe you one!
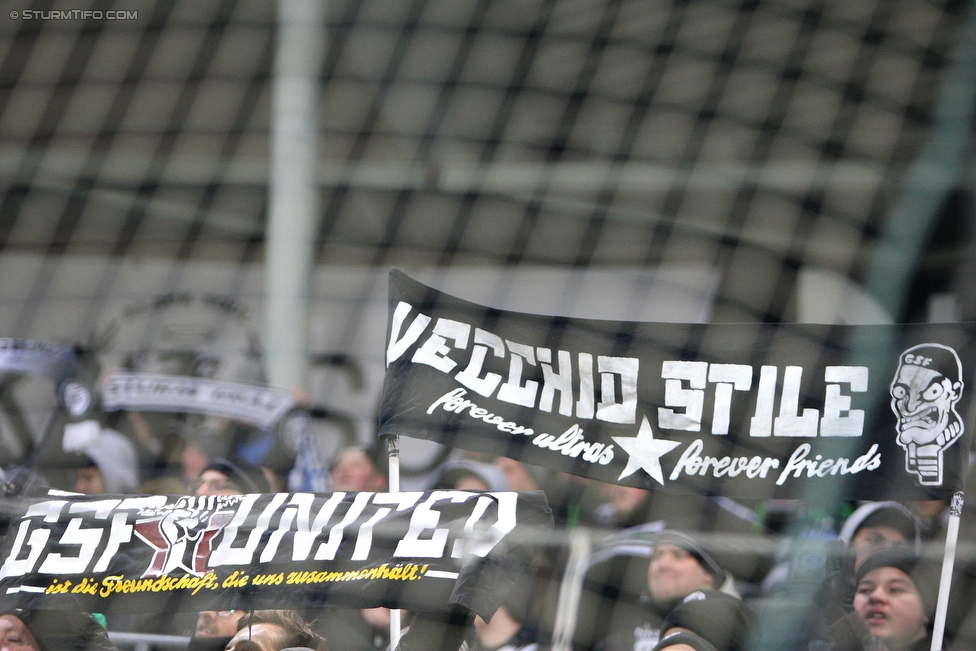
[8,10,138,20]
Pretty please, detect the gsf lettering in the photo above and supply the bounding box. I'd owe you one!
[387,301,639,424]
[0,496,166,581]
[658,362,868,437]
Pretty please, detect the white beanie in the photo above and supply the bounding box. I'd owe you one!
[838,501,922,555]
[82,429,139,493]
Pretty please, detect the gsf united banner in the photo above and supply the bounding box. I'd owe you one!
[0,490,552,618]
[378,270,976,500]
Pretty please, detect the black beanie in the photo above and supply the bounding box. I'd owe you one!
[2,609,117,651]
[659,590,752,651]
[188,635,234,651]
[203,457,271,493]
[854,504,920,547]
[855,548,940,619]
[651,530,726,580]
[652,631,720,651]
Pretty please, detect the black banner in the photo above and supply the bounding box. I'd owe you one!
[0,490,552,618]
[378,270,976,500]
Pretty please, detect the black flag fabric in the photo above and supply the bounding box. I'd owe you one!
[378,270,976,501]
[0,489,552,619]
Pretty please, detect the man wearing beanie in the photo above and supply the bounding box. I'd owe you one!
[838,502,922,568]
[652,590,753,651]
[598,531,736,651]
[192,456,271,496]
[825,548,938,651]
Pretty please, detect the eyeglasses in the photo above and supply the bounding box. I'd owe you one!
[200,610,238,618]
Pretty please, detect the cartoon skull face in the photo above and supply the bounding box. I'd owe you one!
[890,362,961,446]
[889,344,965,487]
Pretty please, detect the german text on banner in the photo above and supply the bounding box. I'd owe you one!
[0,490,552,618]
[378,270,976,500]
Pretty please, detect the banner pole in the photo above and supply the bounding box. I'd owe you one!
[551,528,592,651]
[388,435,402,650]
[388,435,401,491]
[931,491,963,651]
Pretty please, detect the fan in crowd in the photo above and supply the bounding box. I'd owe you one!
[650,590,753,651]
[72,429,140,495]
[0,609,117,651]
[191,457,272,496]
[429,458,510,491]
[195,610,245,638]
[329,444,389,492]
[187,610,247,651]
[311,444,394,651]
[596,530,742,651]
[823,547,939,651]
[226,610,327,651]
[464,586,542,651]
[837,502,923,569]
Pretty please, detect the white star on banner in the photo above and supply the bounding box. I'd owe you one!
[611,416,682,485]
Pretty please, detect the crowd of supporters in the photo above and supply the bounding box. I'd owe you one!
[2,412,975,651]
